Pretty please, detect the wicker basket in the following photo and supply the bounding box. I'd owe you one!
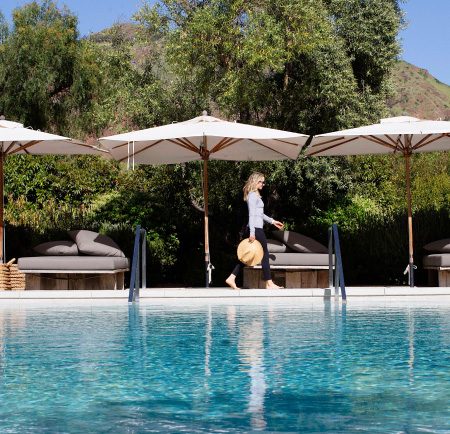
[0,263,11,290]
[9,262,26,291]
[0,259,26,291]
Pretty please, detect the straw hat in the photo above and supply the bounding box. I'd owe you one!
[237,238,264,266]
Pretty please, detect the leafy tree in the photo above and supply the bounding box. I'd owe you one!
[324,0,405,93]
[134,0,405,133]
[0,12,8,44]
[0,1,115,138]
[0,1,79,131]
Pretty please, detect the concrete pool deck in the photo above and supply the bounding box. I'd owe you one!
[1,286,450,300]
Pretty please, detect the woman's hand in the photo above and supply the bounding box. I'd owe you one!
[273,220,284,229]
[249,234,256,243]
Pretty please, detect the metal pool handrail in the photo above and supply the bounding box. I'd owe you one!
[128,225,147,303]
[328,224,346,302]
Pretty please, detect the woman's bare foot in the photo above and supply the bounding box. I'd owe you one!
[266,280,284,289]
[226,275,240,290]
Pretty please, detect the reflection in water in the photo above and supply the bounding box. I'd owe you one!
[205,305,212,378]
[226,305,237,336]
[408,313,415,383]
[1,301,447,434]
[0,308,26,374]
[238,319,267,430]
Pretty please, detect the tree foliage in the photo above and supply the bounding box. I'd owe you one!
[134,0,405,133]
[0,1,80,131]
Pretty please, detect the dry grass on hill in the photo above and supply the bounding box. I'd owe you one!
[389,60,450,121]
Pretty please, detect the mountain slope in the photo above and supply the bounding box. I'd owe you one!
[388,60,450,121]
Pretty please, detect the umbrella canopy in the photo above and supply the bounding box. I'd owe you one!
[0,127,105,156]
[0,121,108,262]
[99,113,304,164]
[0,119,24,129]
[305,116,450,286]
[99,112,309,287]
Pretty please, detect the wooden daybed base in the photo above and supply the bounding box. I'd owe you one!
[243,253,332,289]
[18,256,129,290]
[423,254,450,287]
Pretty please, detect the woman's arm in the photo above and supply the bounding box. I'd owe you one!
[263,213,274,225]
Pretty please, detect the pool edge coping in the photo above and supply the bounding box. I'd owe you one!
[1,286,450,300]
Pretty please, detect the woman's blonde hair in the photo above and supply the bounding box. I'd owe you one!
[243,172,265,201]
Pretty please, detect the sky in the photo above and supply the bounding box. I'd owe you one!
[1,0,450,86]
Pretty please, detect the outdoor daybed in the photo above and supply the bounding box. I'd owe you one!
[18,230,130,290]
[423,238,450,287]
[243,231,331,289]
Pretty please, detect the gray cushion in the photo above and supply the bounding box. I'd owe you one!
[424,239,450,253]
[268,253,331,266]
[271,231,328,254]
[33,241,78,256]
[18,256,130,272]
[266,238,293,253]
[68,230,125,257]
[423,254,450,268]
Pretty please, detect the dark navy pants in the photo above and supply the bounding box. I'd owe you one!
[232,227,271,281]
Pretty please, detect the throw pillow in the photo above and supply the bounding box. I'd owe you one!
[424,238,450,253]
[271,230,328,254]
[33,241,79,256]
[266,238,292,253]
[68,230,125,257]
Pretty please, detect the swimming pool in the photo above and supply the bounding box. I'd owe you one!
[1,297,450,433]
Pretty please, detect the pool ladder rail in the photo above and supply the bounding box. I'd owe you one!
[328,223,346,302]
[129,225,147,303]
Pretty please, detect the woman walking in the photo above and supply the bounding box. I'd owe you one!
[226,172,284,290]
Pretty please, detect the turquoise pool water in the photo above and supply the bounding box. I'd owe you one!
[1,298,450,433]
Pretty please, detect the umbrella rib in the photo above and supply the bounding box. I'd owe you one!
[210,137,294,158]
[117,139,165,162]
[167,138,199,153]
[309,136,347,148]
[8,140,100,156]
[116,138,199,162]
[381,134,406,152]
[365,135,399,151]
[210,137,234,153]
[248,139,293,159]
[8,140,43,155]
[112,140,162,151]
[382,134,401,148]
[210,138,242,153]
[5,141,19,154]
[384,134,405,150]
[306,137,360,156]
[412,133,445,151]
[273,138,305,147]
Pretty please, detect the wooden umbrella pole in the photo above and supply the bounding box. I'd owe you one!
[202,136,211,288]
[405,152,414,287]
[0,151,3,264]
[203,159,211,288]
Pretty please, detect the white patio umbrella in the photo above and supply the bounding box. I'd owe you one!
[99,112,309,287]
[0,119,24,129]
[305,116,450,287]
[0,120,108,262]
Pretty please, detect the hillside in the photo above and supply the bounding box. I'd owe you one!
[388,60,450,120]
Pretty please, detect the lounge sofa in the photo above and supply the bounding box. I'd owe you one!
[18,230,130,290]
[422,238,450,286]
[243,230,332,289]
